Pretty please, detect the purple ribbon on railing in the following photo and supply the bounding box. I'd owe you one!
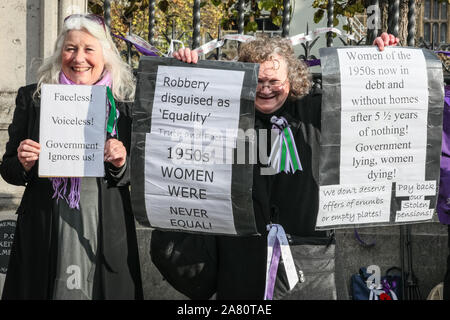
[305,59,321,67]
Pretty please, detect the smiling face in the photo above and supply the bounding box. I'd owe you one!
[255,54,290,114]
[61,29,105,85]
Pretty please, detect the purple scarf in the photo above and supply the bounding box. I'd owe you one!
[50,71,114,210]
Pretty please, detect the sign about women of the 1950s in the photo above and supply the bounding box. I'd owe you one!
[131,57,259,236]
[39,84,107,177]
[316,47,444,230]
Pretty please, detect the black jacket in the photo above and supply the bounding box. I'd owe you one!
[0,84,143,299]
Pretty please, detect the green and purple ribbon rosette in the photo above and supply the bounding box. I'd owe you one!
[268,116,302,174]
[367,279,398,300]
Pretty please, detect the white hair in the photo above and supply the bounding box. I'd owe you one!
[34,15,135,102]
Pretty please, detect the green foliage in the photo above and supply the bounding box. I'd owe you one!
[205,0,287,31]
[312,0,369,26]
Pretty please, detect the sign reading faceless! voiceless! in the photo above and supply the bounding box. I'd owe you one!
[0,220,16,274]
[316,47,444,229]
[131,57,259,236]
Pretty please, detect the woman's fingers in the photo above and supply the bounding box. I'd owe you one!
[173,48,198,64]
[381,32,390,45]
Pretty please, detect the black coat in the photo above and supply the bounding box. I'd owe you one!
[0,84,143,299]
[216,88,329,299]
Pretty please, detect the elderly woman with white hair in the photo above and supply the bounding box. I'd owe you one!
[0,14,143,300]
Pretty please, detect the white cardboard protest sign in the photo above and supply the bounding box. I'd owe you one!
[39,84,107,177]
[317,47,442,229]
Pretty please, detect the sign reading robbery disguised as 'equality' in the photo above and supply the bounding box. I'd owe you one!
[316,47,444,229]
[131,57,259,236]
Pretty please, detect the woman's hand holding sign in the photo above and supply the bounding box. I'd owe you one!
[17,139,41,172]
[104,138,127,168]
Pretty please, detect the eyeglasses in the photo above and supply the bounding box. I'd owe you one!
[256,77,289,92]
[64,14,106,32]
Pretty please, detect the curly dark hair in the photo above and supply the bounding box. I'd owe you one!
[238,35,312,99]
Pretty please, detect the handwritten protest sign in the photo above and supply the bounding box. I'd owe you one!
[131,57,259,235]
[316,47,444,229]
[39,84,107,177]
